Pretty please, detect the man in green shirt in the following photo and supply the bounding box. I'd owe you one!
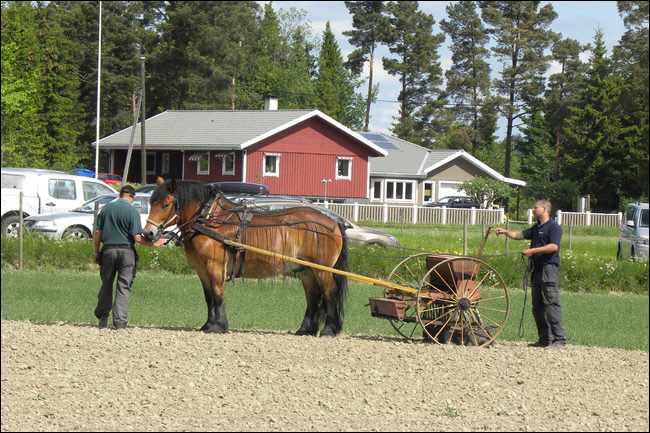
[94,185,165,329]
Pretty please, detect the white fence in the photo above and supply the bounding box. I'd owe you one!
[317,202,622,227]
[321,202,505,225]
[526,209,622,227]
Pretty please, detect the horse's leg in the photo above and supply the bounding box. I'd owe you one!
[202,255,229,334]
[199,277,216,331]
[316,271,343,337]
[295,270,322,336]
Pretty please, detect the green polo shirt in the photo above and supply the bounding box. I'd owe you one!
[96,198,142,245]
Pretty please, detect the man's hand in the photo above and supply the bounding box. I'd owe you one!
[495,228,507,236]
[153,238,167,247]
[521,248,535,257]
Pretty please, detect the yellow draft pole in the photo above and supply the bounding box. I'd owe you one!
[222,238,418,295]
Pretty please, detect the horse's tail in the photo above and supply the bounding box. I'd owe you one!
[331,221,349,328]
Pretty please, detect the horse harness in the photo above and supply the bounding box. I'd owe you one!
[172,194,337,282]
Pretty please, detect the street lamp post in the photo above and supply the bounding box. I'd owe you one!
[321,179,332,204]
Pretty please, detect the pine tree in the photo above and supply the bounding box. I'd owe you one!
[479,1,558,182]
[440,1,491,154]
[382,1,445,147]
[343,1,388,131]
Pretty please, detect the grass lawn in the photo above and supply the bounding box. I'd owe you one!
[2,268,647,352]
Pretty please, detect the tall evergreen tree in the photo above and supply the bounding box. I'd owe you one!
[315,22,365,129]
[382,1,445,147]
[479,1,558,183]
[440,1,492,154]
[343,1,388,131]
[545,37,587,177]
[562,30,631,211]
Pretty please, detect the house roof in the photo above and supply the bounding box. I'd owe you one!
[93,110,387,156]
[363,132,525,186]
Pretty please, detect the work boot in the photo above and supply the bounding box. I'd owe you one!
[527,340,550,348]
[546,340,567,349]
[98,316,109,328]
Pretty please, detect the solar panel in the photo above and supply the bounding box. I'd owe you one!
[361,133,398,150]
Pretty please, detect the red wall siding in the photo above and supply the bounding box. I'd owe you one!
[245,118,371,199]
[183,150,243,183]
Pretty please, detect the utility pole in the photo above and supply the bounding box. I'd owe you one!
[140,56,147,184]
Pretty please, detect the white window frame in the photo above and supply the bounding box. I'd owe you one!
[384,179,417,203]
[162,153,170,174]
[197,152,210,175]
[371,179,382,202]
[222,152,235,176]
[423,181,435,203]
[263,153,280,177]
[336,156,352,180]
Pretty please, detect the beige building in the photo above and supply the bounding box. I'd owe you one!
[363,132,525,206]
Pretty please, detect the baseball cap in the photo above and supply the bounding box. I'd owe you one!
[120,185,136,197]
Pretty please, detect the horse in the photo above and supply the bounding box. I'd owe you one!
[143,179,349,337]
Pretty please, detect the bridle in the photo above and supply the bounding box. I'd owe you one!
[146,197,179,237]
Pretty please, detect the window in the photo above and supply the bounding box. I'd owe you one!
[222,152,235,176]
[162,153,170,174]
[423,182,434,203]
[49,179,76,200]
[197,152,210,175]
[1,174,25,189]
[146,153,156,175]
[132,197,148,214]
[372,180,382,201]
[82,181,114,201]
[385,180,415,202]
[264,153,279,177]
[336,157,352,180]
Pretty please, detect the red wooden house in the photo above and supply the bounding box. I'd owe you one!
[94,102,387,202]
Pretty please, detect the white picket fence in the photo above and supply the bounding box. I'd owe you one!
[316,202,622,227]
[319,202,505,225]
[526,209,622,227]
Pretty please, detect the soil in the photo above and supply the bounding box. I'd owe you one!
[1,320,648,432]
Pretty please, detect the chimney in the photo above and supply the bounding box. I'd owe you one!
[264,96,278,111]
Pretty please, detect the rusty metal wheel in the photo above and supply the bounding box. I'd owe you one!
[415,257,509,347]
[384,253,432,340]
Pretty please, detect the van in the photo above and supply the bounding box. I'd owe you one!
[617,202,649,259]
[1,168,116,236]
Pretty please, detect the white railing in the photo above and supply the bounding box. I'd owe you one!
[526,209,622,227]
[322,202,505,225]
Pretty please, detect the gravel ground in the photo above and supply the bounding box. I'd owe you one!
[1,319,648,432]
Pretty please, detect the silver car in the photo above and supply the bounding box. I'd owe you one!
[24,193,163,240]
[618,202,649,259]
[239,200,400,247]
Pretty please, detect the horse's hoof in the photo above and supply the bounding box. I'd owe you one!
[202,323,228,334]
[318,327,338,337]
[200,323,209,331]
[295,328,317,337]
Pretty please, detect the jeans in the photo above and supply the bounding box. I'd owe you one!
[531,264,566,344]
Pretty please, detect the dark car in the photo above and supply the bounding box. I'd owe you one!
[137,181,270,196]
[425,196,481,209]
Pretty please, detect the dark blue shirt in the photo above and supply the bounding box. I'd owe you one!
[522,219,562,269]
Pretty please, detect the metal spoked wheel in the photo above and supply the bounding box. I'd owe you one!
[385,253,433,340]
[416,257,509,347]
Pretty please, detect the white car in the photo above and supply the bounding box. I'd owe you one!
[618,202,649,259]
[24,193,176,241]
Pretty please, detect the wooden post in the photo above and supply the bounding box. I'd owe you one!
[505,220,510,254]
[93,201,100,234]
[463,219,468,256]
[19,192,23,270]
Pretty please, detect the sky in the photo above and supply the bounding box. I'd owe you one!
[263,1,628,138]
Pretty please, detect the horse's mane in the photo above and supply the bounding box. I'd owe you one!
[150,180,214,209]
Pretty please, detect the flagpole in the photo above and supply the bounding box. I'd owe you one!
[94,1,102,179]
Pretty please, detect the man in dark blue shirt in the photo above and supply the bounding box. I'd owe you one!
[496,200,567,348]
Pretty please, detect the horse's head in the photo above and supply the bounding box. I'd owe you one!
[144,178,178,241]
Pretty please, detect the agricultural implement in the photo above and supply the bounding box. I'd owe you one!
[211,225,509,347]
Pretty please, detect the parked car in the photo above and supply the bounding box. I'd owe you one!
[69,168,95,178]
[1,168,116,237]
[137,181,270,196]
[425,196,480,209]
[24,192,176,241]
[98,173,122,185]
[236,198,400,247]
[618,202,649,260]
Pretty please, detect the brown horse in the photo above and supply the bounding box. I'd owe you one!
[143,179,349,336]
